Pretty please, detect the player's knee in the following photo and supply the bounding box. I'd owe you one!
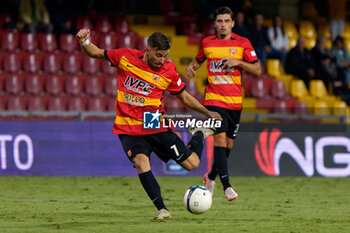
[183,154,200,171]
[226,139,234,149]
[214,133,227,147]
[132,154,150,173]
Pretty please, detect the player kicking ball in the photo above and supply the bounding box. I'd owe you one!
[76,29,222,220]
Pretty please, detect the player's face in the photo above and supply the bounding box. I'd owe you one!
[215,14,234,39]
[145,48,169,69]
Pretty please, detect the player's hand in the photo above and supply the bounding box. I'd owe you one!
[207,111,223,121]
[185,64,196,79]
[76,28,91,43]
[221,57,241,70]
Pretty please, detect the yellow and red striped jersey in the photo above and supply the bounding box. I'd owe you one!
[105,48,185,135]
[196,33,258,110]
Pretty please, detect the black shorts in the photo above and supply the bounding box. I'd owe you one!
[118,131,193,163]
[206,105,241,139]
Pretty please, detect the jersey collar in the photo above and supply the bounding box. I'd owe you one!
[214,32,236,40]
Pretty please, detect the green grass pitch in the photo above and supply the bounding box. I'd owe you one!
[0,176,349,233]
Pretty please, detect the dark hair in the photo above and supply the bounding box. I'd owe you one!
[147,32,170,50]
[214,6,234,20]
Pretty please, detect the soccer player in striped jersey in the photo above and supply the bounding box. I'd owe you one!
[76,29,222,220]
[186,6,261,201]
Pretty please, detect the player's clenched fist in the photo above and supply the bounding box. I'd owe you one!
[76,29,90,43]
[185,64,196,79]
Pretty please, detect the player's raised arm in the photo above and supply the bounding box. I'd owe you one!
[175,90,223,121]
[76,28,106,60]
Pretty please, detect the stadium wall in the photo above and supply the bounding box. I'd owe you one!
[0,121,208,176]
[227,123,350,177]
[0,121,349,177]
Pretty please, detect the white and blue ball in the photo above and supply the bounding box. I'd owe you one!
[183,185,212,214]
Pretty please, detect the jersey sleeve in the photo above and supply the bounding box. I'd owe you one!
[243,39,259,63]
[166,65,186,95]
[195,40,207,63]
[105,48,128,67]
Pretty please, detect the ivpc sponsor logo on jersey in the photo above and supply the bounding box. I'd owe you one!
[254,128,350,177]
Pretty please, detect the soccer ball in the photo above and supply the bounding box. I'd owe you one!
[183,185,212,214]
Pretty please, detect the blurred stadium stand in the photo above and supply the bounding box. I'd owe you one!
[0,0,348,123]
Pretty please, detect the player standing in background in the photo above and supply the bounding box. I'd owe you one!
[186,6,261,201]
[76,29,222,220]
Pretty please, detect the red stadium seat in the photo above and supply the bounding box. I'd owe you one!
[87,97,107,112]
[187,33,203,45]
[163,94,185,113]
[114,18,130,34]
[85,76,104,96]
[182,21,199,36]
[137,36,148,50]
[3,53,22,73]
[271,80,288,99]
[255,97,274,113]
[107,97,116,112]
[39,33,58,52]
[43,53,62,74]
[47,96,67,111]
[24,74,44,95]
[251,79,269,99]
[1,30,19,51]
[294,101,309,114]
[82,56,101,74]
[76,16,94,31]
[95,17,113,34]
[65,75,84,96]
[7,95,27,111]
[242,76,254,97]
[273,99,290,114]
[27,96,47,111]
[62,53,82,74]
[5,74,24,94]
[0,74,4,93]
[0,95,5,110]
[99,34,117,50]
[117,33,138,48]
[186,79,199,96]
[22,53,43,73]
[202,20,216,36]
[104,76,118,96]
[0,53,3,70]
[45,75,65,96]
[90,33,100,45]
[261,75,274,94]
[20,33,38,52]
[101,60,117,75]
[67,97,87,111]
[59,34,78,53]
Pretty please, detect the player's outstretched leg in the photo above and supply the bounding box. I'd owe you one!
[180,126,216,171]
[187,126,216,160]
[188,126,216,194]
[134,154,171,220]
